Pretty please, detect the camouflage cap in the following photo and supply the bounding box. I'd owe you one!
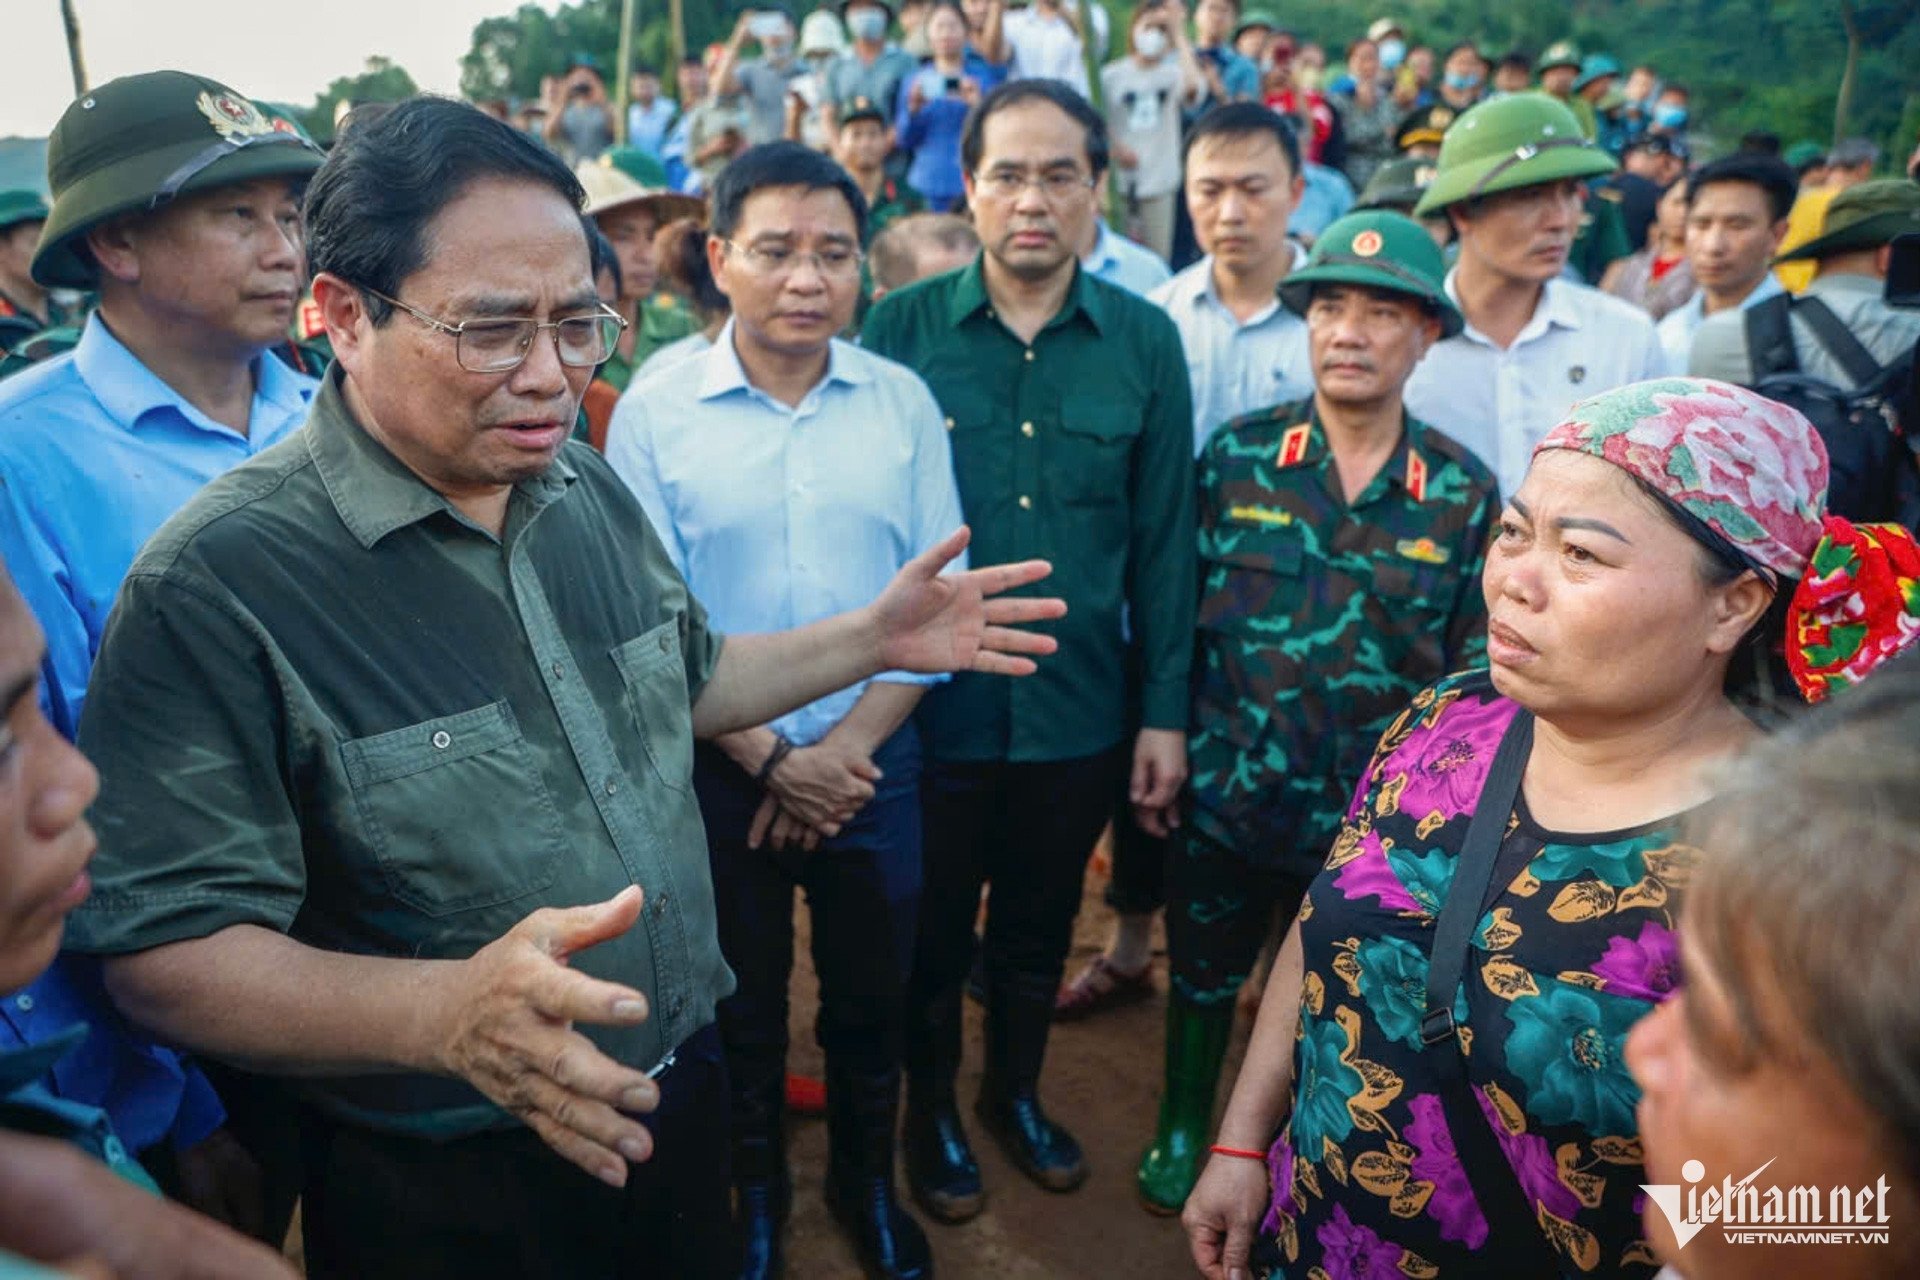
[32,71,325,290]
[0,190,50,233]
[1539,40,1582,72]
[1775,178,1920,263]
[1277,209,1463,338]
[1412,92,1616,216]
[1355,157,1438,212]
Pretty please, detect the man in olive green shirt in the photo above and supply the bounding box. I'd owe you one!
[65,99,1059,1278]
[862,79,1196,1218]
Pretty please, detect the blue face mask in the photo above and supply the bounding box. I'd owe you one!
[1443,71,1480,92]
[1377,38,1406,69]
[1652,102,1688,129]
[848,8,888,41]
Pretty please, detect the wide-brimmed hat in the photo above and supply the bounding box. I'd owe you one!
[800,9,851,56]
[1366,17,1403,42]
[1355,158,1439,213]
[1233,9,1278,41]
[1538,40,1582,72]
[1573,53,1620,93]
[578,159,704,226]
[1774,178,1920,263]
[1277,209,1463,338]
[1413,92,1616,216]
[32,70,326,289]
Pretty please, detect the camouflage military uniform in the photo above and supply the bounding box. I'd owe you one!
[1173,402,1499,1001]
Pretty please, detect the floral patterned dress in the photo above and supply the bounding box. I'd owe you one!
[1262,671,1698,1278]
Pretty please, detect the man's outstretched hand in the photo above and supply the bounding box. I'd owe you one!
[870,527,1065,676]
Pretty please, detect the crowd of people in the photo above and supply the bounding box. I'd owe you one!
[2,3,1920,1280]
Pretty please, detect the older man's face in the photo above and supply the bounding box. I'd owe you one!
[337,177,598,510]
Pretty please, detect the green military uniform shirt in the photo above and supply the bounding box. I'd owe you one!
[862,257,1196,762]
[864,177,925,235]
[1189,402,1499,875]
[602,293,701,393]
[1570,187,1634,285]
[68,368,733,1138]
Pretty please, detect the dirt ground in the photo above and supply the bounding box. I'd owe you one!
[780,853,1257,1280]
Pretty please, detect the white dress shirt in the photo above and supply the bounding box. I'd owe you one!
[1403,272,1669,499]
[605,323,966,745]
[1149,251,1314,454]
[1656,272,1785,369]
[1003,5,1094,97]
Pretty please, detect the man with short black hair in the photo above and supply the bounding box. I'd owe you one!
[65,98,1060,1276]
[863,78,1196,1222]
[1656,152,1795,367]
[0,192,61,342]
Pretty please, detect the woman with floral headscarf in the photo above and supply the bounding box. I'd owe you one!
[1181,378,1920,1279]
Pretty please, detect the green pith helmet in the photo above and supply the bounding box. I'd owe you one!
[0,190,49,234]
[602,145,670,190]
[1277,210,1464,338]
[838,95,888,127]
[1411,92,1616,217]
[1356,158,1439,213]
[33,71,326,290]
[1539,40,1582,72]
[1775,178,1920,263]
[1573,53,1620,93]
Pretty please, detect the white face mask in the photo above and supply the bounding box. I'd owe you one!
[1378,37,1406,69]
[1135,27,1169,59]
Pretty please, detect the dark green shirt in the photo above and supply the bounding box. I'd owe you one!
[1189,402,1499,874]
[68,369,732,1137]
[862,257,1196,762]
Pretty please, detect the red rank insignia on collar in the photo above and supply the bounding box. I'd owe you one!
[1277,423,1312,468]
[1405,450,1429,503]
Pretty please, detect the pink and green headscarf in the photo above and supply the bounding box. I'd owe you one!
[1533,377,1920,703]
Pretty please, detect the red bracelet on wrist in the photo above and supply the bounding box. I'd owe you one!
[1209,1144,1267,1161]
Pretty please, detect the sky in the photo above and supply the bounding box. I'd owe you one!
[2,0,557,138]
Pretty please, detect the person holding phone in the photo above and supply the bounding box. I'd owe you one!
[897,0,979,212]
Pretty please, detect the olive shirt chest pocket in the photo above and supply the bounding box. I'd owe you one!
[339,701,566,917]
[1053,398,1140,505]
[610,618,695,794]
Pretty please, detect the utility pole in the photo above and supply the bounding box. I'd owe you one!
[616,0,638,143]
[60,0,89,96]
[669,0,687,77]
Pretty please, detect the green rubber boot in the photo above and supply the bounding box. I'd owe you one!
[1135,996,1235,1215]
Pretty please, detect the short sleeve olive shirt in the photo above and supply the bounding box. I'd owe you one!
[67,369,731,1137]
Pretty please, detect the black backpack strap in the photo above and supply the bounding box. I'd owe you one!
[1743,292,1799,381]
[1420,711,1562,1271]
[1792,295,1888,389]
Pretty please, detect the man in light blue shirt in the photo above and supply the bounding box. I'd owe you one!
[606,142,957,1280]
[1082,217,1172,295]
[1655,152,1796,371]
[625,65,678,156]
[0,69,322,1238]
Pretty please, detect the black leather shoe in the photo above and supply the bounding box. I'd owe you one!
[975,1090,1087,1192]
[903,1103,984,1223]
[735,1177,787,1280]
[827,1175,935,1280]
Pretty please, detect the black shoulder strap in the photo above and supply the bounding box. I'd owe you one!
[1420,711,1562,1270]
[1792,295,1889,389]
[1743,292,1799,381]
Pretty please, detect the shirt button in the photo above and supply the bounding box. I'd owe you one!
[551,661,565,680]
[1024,349,1035,362]
[604,777,619,796]
[103,1137,127,1163]
[668,996,684,1019]
[1020,421,1035,437]
[654,894,669,915]
[432,731,451,750]
[658,633,672,653]
[13,994,31,1013]
[1018,494,1032,510]
[944,416,955,432]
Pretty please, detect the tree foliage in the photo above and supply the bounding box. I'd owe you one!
[298,56,420,140]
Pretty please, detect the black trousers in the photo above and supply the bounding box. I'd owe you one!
[301,1024,734,1280]
[694,727,923,1176]
[1165,827,1312,1005]
[1102,648,1167,916]
[906,749,1128,1093]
